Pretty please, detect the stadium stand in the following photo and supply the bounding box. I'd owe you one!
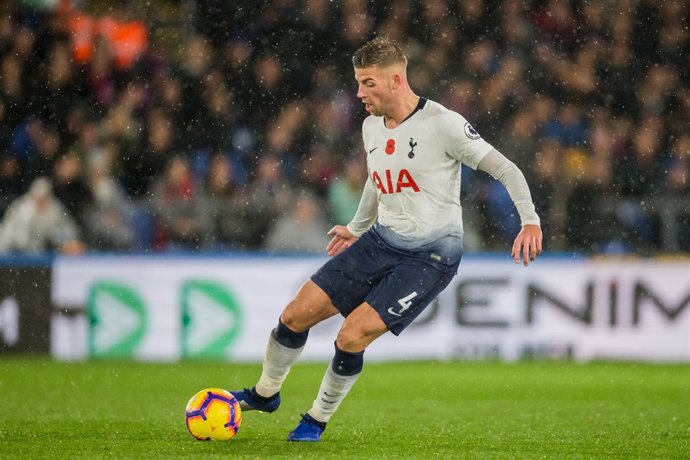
[0,0,688,254]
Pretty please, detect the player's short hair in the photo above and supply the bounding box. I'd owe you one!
[352,36,407,69]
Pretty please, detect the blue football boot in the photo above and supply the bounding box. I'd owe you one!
[287,413,327,442]
[230,387,281,413]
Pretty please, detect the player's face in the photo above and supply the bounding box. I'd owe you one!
[354,65,394,117]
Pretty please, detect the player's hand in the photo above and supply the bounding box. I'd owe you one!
[511,224,542,266]
[326,225,358,257]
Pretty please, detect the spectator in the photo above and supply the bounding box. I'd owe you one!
[264,189,331,253]
[64,1,148,72]
[32,39,82,132]
[565,122,617,253]
[298,144,336,199]
[97,3,148,72]
[611,118,666,250]
[0,176,85,254]
[85,37,117,110]
[150,155,210,251]
[543,103,588,147]
[22,121,61,183]
[328,154,367,224]
[243,153,291,248]
[664,134,690,251]
[83,154,136,251]
[122,106,172,198]
[0,54,27,130]
[531,139,561,247]
[665,135,690,194]
[52,149,92,225]
[196,70,238,152]
[0,153,22,216]
[203,152,255,249]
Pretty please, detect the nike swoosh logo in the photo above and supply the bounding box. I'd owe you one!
[324,392,337,397]
[320,398,337,404]
[387,307,402,317]
[369,147,377,154]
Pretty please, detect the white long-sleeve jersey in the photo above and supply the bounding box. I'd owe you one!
[346,98,539,261]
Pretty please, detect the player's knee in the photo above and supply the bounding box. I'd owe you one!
[273,317,309,349]
[335,328,366,353]
[278,306,308,334]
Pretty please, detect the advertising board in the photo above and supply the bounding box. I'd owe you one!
[50,256,690,362]
[0,267,51,353]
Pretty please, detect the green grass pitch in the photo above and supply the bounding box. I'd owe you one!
[0,358,688,459]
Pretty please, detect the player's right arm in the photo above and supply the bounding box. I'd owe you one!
[327,176,378,257]
[346,175,377,237]
[326,225,356,256]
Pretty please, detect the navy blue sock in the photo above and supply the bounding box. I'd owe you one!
[273,320,309,349]
[331,343,364,376]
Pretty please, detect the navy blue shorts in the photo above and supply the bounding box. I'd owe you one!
[311,230,457,335]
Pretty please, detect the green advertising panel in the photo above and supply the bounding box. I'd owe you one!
[87,282,147,358]
[181,280,243,359]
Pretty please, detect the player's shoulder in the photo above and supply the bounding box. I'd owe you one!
[361,113,381,131]
[419,100,471,141]
[422,98,446,114]
[422,99,467,122]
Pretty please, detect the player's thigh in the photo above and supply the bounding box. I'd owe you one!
[280,279,340,332]
[367,260,455,336]
[336,302,389,353]
[311,231,390,317]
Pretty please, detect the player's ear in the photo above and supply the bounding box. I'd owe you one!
[391,73,402,90]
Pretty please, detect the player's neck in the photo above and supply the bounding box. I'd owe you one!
[384,92,420,129]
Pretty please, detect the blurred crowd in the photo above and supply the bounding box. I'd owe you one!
[0,0,688,255]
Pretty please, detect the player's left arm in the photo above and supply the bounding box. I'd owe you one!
[476,148,543,266]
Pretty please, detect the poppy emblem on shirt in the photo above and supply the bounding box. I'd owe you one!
[385,139,396,155]
[464,122,481,140]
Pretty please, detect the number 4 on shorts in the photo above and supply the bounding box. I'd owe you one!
[387,292,418,317]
